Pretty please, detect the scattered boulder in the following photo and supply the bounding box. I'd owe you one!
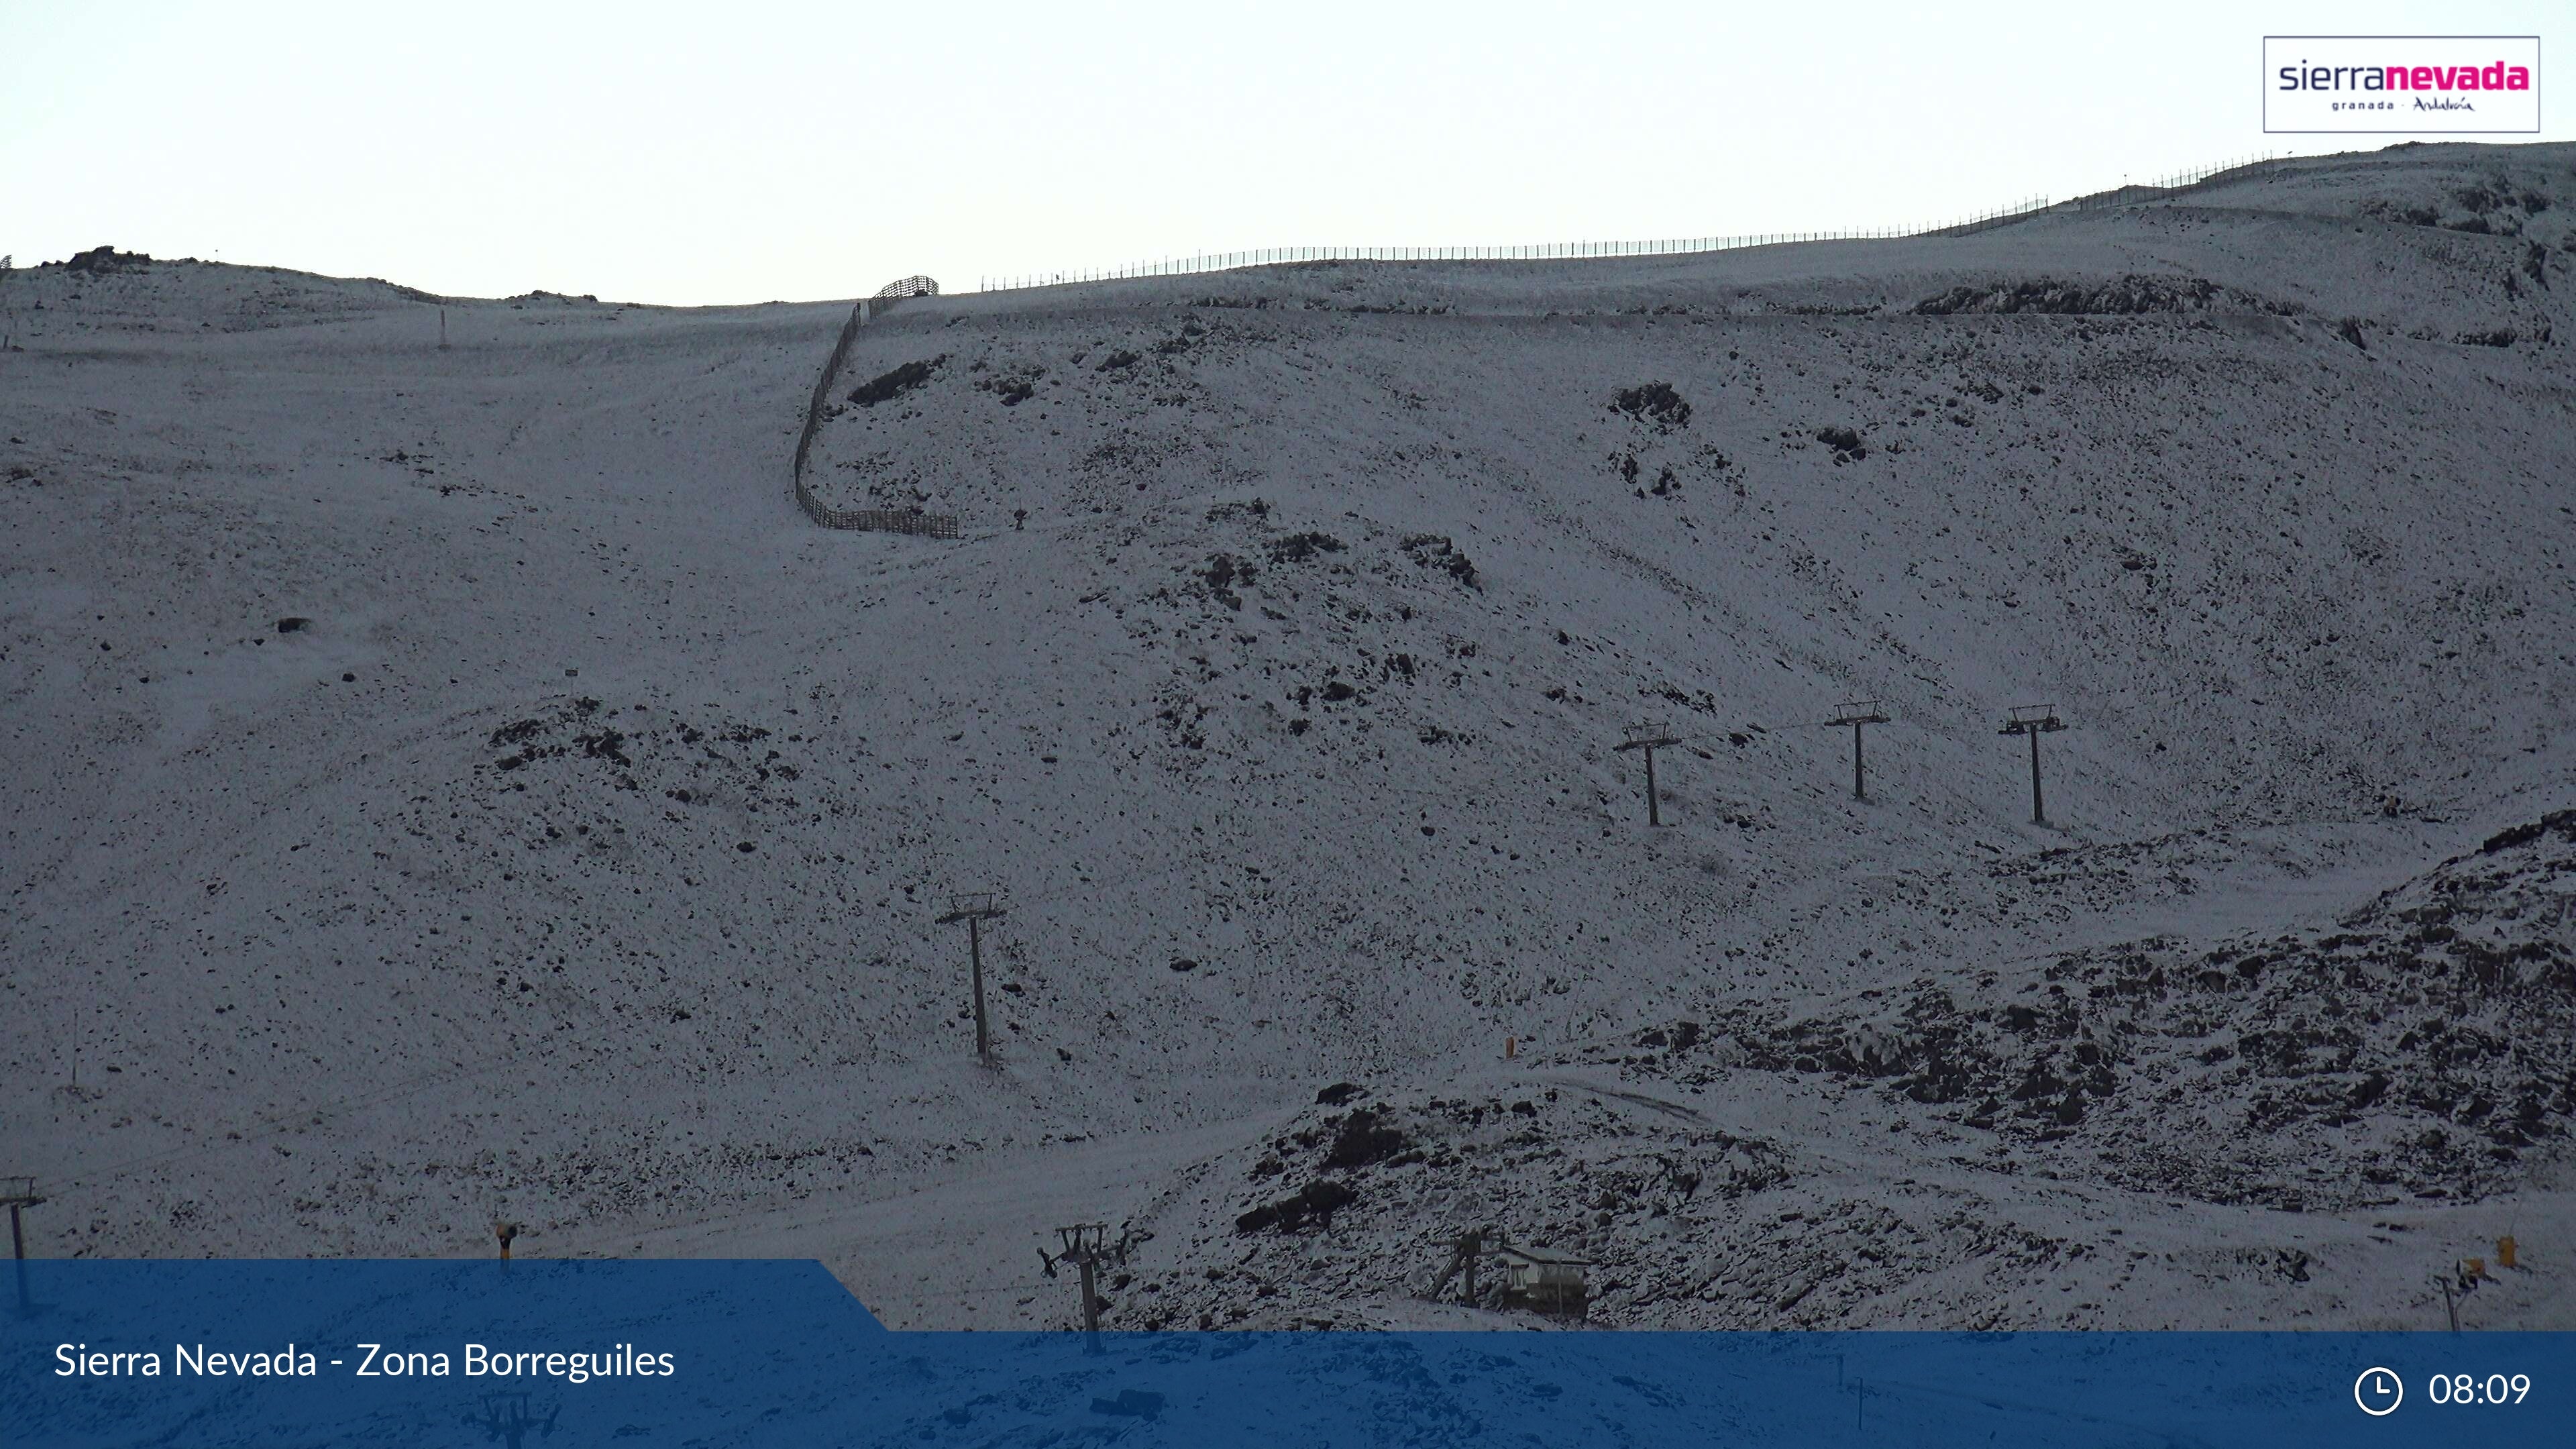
[1265,531,1344,565]
[1399,534,1481,590]
[1609,381,1693,430]
[1814,425,1868,462]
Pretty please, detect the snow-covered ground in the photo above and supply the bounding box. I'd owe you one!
[3,142,2569,1333]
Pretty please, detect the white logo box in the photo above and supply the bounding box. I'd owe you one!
[2264,36,2540,133]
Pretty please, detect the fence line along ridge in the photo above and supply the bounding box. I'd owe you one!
[976,152,2288,293]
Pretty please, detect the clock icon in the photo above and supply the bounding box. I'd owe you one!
[2355,1366,2404,1416]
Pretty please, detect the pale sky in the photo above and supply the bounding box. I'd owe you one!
[1,1,2563,305]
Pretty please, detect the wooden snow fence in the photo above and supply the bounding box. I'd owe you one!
[790,277,959,539]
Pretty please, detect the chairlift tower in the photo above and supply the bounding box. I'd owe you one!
[1429,1226,1489,1305]
[1997,705,2068,824]
[1613,720,1684,827]
[935,891,1010,1063]
[1041,1222,1132,1350]
[3,1176,42,1314]
[1824,700,1891,801]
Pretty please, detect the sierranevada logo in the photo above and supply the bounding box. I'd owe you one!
[2263,38,2540,134]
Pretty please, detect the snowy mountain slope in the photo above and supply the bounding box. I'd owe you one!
[1128,810,2575,1332]
[2,144,2569,1331]
[2180,142,2576,253]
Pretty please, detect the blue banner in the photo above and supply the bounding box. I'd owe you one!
[1,1261,2561,1446]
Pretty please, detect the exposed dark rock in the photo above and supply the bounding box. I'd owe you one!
[847,357,944,407]
[1320,1109,1408,1171]
[1609,381,1692,430]
[1913,275,2294,316]
[1234,1179,1357,1234]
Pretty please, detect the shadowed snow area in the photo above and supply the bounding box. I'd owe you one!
[3,143,2571,1332]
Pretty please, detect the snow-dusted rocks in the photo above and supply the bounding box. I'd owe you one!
[2,142,2569,1331]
